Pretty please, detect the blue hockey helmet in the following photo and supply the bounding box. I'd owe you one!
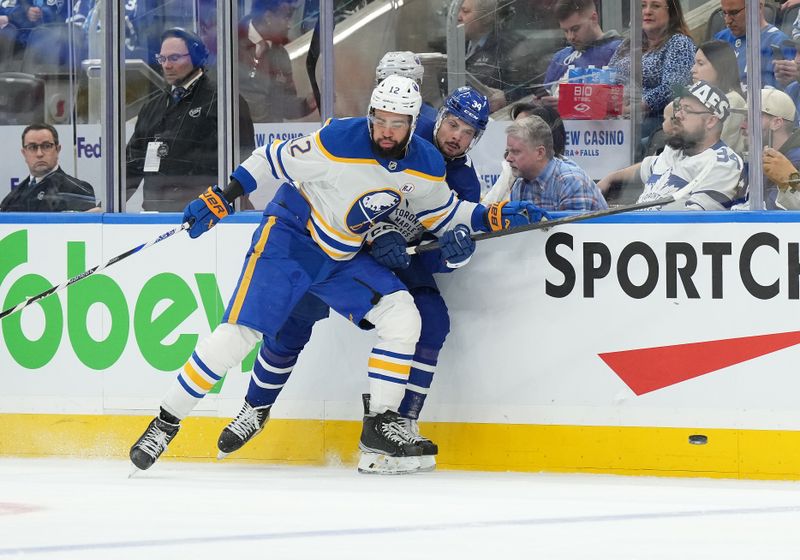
[434,86,489,153]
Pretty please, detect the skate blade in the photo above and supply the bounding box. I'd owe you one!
[357,453,420,475]
[128,464,142,478]
[216,450,230,461]
[417,455,436,473]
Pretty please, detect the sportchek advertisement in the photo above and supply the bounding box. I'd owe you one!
[3,213,800,429]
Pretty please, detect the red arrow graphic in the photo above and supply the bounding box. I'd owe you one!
[599,330,800,395]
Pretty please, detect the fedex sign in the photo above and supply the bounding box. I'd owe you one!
[77,136,101,159]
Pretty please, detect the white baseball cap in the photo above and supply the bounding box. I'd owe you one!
[761,87,796,121]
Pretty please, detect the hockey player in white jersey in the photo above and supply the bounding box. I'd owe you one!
[375,50,437,124]
[129,75,542,474]
[597,80,743,210]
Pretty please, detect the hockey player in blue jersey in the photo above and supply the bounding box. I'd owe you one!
[211,85,494,474]
[130,75,542,474]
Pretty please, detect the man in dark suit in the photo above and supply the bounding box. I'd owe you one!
[1,123,96,212]
[237,0,316,123]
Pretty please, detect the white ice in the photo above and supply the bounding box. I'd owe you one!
[1,458,799,559]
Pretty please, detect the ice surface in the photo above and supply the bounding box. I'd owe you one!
[1,458,799,559]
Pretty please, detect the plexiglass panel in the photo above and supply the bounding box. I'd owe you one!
[0,1,101,213]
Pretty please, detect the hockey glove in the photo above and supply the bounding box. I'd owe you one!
[484,200,551,232]
[367,223,410,269]
[183,185,234,239]
[763,148,798,190]
[440,224,475,269]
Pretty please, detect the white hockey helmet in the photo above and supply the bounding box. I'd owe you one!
[368,74,423,145]
[375,51,424,86]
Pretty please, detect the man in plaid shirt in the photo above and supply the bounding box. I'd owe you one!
[504,116,608,210]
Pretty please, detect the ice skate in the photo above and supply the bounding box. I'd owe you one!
[399,417,438,472]
[217,400,271,459]
[129,413,180,471]
[358,405,424,474]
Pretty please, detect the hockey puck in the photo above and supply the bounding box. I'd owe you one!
[688,434,708,445]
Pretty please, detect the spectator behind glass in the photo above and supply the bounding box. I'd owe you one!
[689,40,746,155]
[484,101,577,204]
[0,1,16,30]
[457,0,523,112]
[714,0,792,90]
[126,27,255,211]
[608,0,695,144]
[757,91,800,209]
[9,0,67,50]
[735,88,800,210]
[597,81,741,211]
[775,40,800,116]
[1,123,97,212]
[501,115,607,210]
[237,0,317,123]
[70,0,152,61]
[540,0,622,108]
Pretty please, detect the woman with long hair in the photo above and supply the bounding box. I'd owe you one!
[689,40,746,155]
[608,0,696,146]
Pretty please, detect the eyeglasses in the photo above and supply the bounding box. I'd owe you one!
[721,7,744,19]
[155,53,191,65]
[672,100,711,117]
[369,115,410,130]
[23,142,56,153]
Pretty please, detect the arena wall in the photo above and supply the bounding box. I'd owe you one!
[3,212,800,479]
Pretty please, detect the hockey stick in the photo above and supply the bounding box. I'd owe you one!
[0,222,190,320]
[409,174,708,255]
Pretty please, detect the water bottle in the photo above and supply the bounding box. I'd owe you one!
[585,65,598,84]
[600,66,616,85]
[567,65,583,83]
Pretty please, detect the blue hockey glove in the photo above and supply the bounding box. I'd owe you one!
[440,224,475,269]
[484,200,551,232]
[183,185,234,239]
[367,224,410,269]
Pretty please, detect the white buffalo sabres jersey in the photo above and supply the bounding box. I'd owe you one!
[237,117,481,260]
[637,142,743,210]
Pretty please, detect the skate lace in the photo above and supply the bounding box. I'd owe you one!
[382,417,416,444]
[139,424,171,458]
[228,403,264,440]
[399,417,425,443]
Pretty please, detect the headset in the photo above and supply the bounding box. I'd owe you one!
[160,27,209,68]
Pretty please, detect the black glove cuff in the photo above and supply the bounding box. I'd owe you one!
[222,179,244,203]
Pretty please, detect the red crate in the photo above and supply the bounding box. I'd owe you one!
[558,83,624,120]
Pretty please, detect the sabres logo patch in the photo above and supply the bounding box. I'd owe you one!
[345,190,401,234]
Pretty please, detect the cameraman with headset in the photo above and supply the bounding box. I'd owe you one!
[126,27,255,212]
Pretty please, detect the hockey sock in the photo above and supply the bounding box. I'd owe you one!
[363,291,420,414]
[368,346,413,414]
[398,344,438,420]
[246,343,298,408]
